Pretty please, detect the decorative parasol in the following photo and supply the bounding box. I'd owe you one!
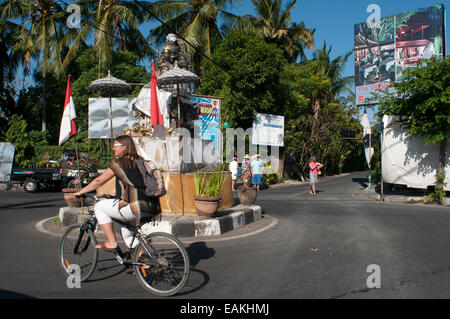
[88,70,131,160]
[157,64,199,128]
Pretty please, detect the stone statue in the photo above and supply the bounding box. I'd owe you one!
[156,33,192,76]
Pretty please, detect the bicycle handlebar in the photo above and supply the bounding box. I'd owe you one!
[75,193,116,201]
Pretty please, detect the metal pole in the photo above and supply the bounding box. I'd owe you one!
[177,83,181,129]
[109,86,114,163]
[74,142,81,189]
[380,123,384,201]
[368,132,371,190]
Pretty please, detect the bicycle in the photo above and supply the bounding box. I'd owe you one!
[58,193,190,296]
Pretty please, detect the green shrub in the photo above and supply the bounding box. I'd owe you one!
[194,170,226,197]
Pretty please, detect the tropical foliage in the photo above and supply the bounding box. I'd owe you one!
[147,0,241,75]
[1,0,367,179]
[235,0,315,62]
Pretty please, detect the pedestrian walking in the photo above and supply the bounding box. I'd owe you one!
[251,154,264,191]
[229,156,239,190]
[240,154,252,185]
[309,156,324,196]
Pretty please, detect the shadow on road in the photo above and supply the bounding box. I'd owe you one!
[176,242,216,296]
[352,177,369,189]
[0,289,36,299]
[85,255,129,283]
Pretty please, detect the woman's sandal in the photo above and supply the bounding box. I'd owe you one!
[95,242,119,252]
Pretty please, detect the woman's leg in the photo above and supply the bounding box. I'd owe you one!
[94,199,134,249]
[98,222,117,249]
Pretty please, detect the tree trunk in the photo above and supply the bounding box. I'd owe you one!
[313,99,320,119]
[41,72,47,132]
[437,139,447,188]
[278,152,285,178]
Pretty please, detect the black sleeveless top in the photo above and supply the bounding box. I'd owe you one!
[109,161,161,224]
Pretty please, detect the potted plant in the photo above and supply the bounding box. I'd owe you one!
[193,170,226,217]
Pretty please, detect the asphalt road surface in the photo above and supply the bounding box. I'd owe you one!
[1,171,450,302]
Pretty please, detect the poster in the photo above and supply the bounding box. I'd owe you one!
[191,95,221,141]
[354,4,445,105]
[252,113,284,147]
[88,98,137,138]
[0,143,15,182]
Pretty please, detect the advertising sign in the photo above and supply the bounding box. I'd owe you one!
[0,143,15,182]
[88,98,137,138]
[252,113,284,147]
[354,4,445,105]
[191,95,221,141]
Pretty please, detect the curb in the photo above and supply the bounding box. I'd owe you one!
[356,190,450,207]
[57,204,263,238]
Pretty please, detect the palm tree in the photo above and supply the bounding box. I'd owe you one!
[310,41,354,118]
[62,0,155,69]
[147,0,241,75]
[236,0,315,63]
[0,19,22,131]
[1,0,68,132]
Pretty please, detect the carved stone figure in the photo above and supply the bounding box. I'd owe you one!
[156,33,192,76]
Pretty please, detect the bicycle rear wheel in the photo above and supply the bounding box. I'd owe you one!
[59,223,98,282]
[133,232,190,296]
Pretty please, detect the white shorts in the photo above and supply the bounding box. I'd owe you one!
[94,199,138,248]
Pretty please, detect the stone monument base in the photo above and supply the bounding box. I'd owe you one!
[97,172,233,216]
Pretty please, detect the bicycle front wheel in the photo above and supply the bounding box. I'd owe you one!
[59,223,98,282]
[133,232,190,296]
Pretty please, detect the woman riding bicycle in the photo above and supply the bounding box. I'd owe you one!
[72,134,160,250]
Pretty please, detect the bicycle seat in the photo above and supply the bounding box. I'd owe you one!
[139,215,157,225]
[138,210,160,226]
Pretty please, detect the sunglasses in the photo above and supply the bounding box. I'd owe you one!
[113,143,124,148]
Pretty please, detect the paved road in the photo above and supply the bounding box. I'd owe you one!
[1,171,450,300]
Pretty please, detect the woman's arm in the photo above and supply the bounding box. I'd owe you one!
[73,168,115,197]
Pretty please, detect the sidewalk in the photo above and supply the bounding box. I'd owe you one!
[355,186,450,207]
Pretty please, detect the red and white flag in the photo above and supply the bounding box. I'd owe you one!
[58,75,77,145]
[150,60,166,140]
[150,60,164,126]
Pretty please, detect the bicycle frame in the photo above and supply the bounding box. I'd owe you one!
[61,193,190,296]
[77,194,161,267]
[114,218,160,265]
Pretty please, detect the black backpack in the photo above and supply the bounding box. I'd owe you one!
[136,158,167,198]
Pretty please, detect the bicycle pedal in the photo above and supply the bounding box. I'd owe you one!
[115,253,124,265]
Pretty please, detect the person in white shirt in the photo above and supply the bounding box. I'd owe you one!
[229,157,239,190]
[250,154,264,191]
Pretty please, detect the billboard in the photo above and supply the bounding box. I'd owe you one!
[252,113,284,147]
[354,4,445,105]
